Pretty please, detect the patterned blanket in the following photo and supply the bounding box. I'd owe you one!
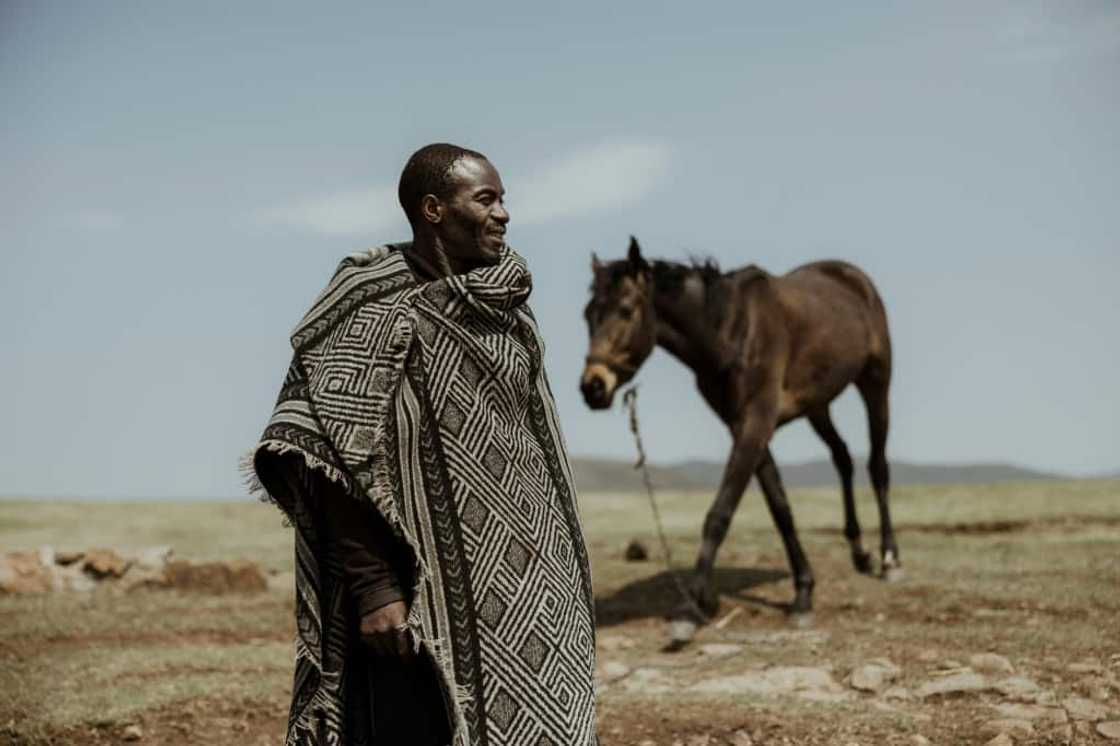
[248,245,597,746]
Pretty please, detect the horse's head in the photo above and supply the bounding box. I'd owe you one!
[580,236,657,410]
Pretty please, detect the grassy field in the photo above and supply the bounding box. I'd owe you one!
[2,479,1118,744]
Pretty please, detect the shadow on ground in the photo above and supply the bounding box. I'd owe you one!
[595,566,788,626]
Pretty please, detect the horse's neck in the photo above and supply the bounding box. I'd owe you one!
[652,271,726,373]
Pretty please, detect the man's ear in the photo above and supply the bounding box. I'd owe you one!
[591,252,603,272]
[420,194,442,224]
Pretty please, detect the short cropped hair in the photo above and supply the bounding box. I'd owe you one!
[398,143,488,225]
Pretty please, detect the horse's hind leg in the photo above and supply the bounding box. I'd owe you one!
[857,370,902,581]
[808,408,873,575]
[756,448,815,620]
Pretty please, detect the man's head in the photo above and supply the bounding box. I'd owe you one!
[398,143,509,266]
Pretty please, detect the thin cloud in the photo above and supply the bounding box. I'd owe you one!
[513,140,672,226]
[252,140,671,237]
[254,185,404,237]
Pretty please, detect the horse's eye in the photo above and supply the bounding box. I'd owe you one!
[618,307,634,321]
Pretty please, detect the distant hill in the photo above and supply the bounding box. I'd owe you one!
[569,456,1061,493]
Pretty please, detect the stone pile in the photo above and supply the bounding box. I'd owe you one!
[0,547,274,595]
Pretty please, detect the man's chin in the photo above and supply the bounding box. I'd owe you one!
[480,238,505,261]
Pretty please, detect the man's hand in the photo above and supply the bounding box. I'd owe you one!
[359,600,414,662]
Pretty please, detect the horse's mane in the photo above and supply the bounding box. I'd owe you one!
[651,256,722,295]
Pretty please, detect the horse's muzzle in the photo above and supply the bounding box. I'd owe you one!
[580,362,618,410]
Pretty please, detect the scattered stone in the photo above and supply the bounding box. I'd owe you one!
[82,548,131,578]
[163,559,267,594]
[984,734,1013,746]
[54,550,85,566]
[598,635,636,652]
[697,643,742,658]
[121,566,170,593]
[0,552,53,594]
[938,659,964,670]
[908,736,929,745]
[685,736,711,746]
[122,723,143,741]
[849,665,889,693]
[623,539,649,562]
[1098,721,1120,740]
[1069,660,1103,674]
[916,649,939,663]
[131,546,173,570]
[848,659,900,693]
[727,731,753,746]
[916,670,989,699]
[881,685,915,701]
[994,676,1042,699]
[991,703,1067,724]
[689,666,847,701]
[599,661,631,681]
[1064,695,1113,721]
[621,667,676,694]
[981,719,1033,737]
[50,564,97,593]
[970,653,1014,674]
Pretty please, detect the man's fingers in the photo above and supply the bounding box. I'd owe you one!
[396,626,415,662]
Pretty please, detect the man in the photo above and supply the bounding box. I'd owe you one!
[248,144,598,745]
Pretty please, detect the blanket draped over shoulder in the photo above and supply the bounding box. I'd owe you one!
[248,245,598,746]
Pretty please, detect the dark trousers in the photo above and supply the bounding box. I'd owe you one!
[365,651,452,745]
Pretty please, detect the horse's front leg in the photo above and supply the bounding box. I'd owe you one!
[687,416,774,618]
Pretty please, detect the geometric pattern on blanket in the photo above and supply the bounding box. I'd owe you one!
[250,244,597,746]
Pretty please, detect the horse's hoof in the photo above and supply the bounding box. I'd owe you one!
[668,618,698,645]
[788,611,815,629]
[882,565,906,583]
[853,552,875,575]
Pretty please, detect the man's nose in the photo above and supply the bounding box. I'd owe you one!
[492,201,509,224]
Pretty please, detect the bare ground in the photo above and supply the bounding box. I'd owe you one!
[1,479,1118,745]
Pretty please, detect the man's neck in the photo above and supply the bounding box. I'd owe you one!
[409,234,484,278]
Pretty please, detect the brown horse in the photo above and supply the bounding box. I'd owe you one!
[580,237,900,628]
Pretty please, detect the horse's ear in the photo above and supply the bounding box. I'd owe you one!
[591,252,603,272]
[627,236,649,273]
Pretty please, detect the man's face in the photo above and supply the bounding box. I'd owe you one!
[436,157,509,264]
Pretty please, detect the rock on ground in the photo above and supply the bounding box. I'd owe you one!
[970,653,1015,674]
[916,670,989,699]
[83,548,131,578]
[0,552,52,594]
[981,718,1034,737]
[689,666,848,702]
[1098,721,1120,740]
[984,734,1014,746]
[623,539,649,561]
[848,659,900,693]
[993,676,1042,699]
[163,560,267,594]
[697,643,742,658]
[1064,695,1114,721]
[991,703,1068,724]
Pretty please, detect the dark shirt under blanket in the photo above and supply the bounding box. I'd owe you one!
[319,477,406,616]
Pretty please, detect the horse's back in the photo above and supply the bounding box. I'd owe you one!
[785,260,885,314]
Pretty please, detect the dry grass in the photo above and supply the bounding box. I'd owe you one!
[1,478,1118,744]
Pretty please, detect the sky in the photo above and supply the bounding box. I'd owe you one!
[1,1,1117,499]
